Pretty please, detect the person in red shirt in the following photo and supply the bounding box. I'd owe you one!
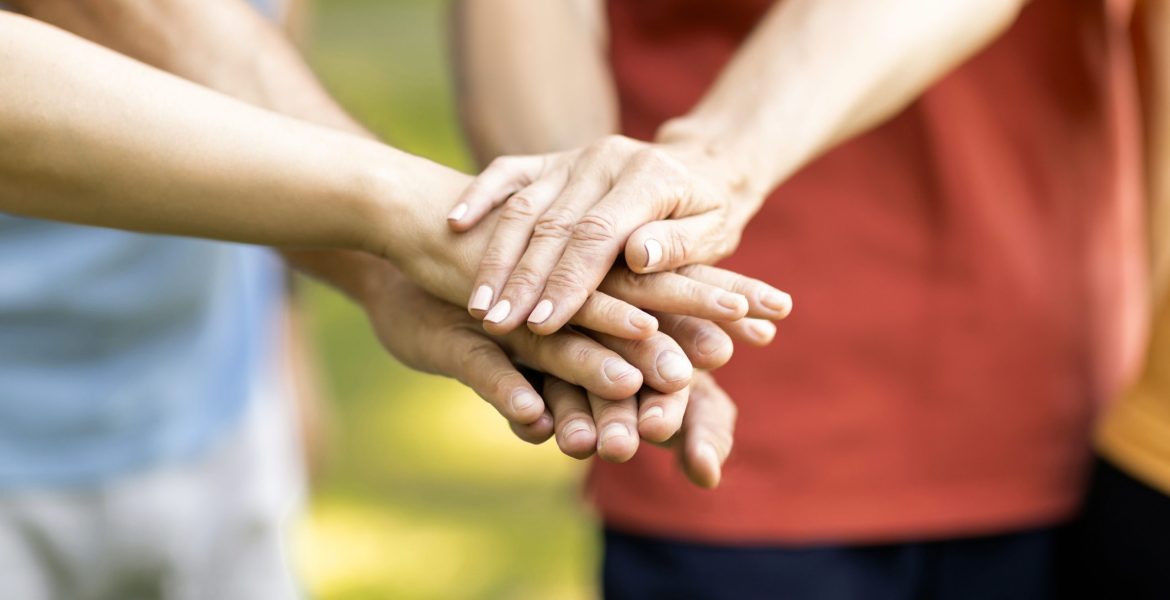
[451,0,1148,598]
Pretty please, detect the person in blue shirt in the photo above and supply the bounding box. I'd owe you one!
[0,2,791,597]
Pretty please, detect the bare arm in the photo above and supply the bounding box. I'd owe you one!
[450,0,1026,335]
[453,0,616,162]
[9,0,786,471]
[0,11,445,259]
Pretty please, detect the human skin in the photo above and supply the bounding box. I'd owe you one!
[450,0,1027,338]
[452,0,1029,483]
[2,1,783,468]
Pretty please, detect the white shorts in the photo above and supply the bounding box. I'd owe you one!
[0,374,306,600]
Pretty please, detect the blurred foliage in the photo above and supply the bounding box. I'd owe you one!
[292,1,598,598]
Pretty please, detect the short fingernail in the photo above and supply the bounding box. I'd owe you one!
[628,310,657,331]
[469,285,493,311]
[484,300,511,324]
[750,320,777,341]
[447,202,469,221]
[602,358,639,383]
[528,299,554,324]
[640,406,665,424]
[717,292,748,313]
[644,239,663,269]
[601,422,631,443]
[762,291,793,315]
[696,331,725,356]
[656,351,692,382]
[510,389,539,415]
[564,419,593,443]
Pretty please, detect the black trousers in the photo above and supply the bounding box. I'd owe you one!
[604,526,1056,600]
[1056,456,1170,600]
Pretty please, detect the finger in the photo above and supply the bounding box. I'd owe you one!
[568,292,659,340]
[545,378,597,459]
[677,265,793,320]
[525,176,678,335]
[637,386,688,444]
[679,373,736,489]
[625,212,730,274]
[589,392,640,463]
[598,267,748,322]
[481,172,612,335]
[443,333,547,425]
[448,155,545,231]
[657,314,734,370]
[506,328,643,400]
[467,173,568,317]
[718,318,777,347]
[509,411,555,445]
[589,330,693,394]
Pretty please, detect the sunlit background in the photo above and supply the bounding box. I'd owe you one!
[292,1,598,598]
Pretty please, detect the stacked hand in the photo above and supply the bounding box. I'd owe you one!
[366,146,786,488]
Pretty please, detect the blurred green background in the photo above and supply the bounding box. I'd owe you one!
[291,1,598,598]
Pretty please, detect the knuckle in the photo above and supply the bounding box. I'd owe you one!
[477,245,514,274]
[501,194,539,220]
[505,266,546,293]
[532,211,575,241]
[571,212,618,244]
[668,227,693,266]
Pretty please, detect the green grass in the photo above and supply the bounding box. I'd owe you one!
[294,1,598,598]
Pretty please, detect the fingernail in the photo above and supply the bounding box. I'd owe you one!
[601,423,631,444]
[564,419,592,443]
[469,285,493,311]
[447,202,468,221]
[528,299,554,324]
[656,351,692,382]
[628,310,657,331]
[644,239,663,269]
[696,331,724,356]
[510,389,539,415]
[717,292,748,313]
[484,300,511,324]
[640,406,664,424]
[762,291,793,315]
[602,358,638,383]
[750,320,776,341]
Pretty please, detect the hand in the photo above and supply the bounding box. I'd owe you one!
[510,371,738,489]
[359,264,750,427]
[445,135,769,335]
[507,307,772,484]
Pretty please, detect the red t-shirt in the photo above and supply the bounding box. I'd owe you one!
[589,0,1147,543]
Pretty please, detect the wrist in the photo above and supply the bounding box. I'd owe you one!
[350,146,478,303]
[655,117,770,220]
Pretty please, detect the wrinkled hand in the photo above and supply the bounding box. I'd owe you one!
[386,163,784,343]
[445,135,769,335]
[362,265,773,470]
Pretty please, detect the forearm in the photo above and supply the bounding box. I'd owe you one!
[0,13,452,294]
[453,0,616,162]
[659,0,1027,202]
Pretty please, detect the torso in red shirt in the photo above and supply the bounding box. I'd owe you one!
[589,0,1147,543]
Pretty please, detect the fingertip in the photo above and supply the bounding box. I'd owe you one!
[759,290,794,319]
[687,441,722,489]
[597,422,638,463]
[509,388,546,425]
[556,418,598,459]
[716,292,749,320]
[637,405,675,444]
[628,310,659,337]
